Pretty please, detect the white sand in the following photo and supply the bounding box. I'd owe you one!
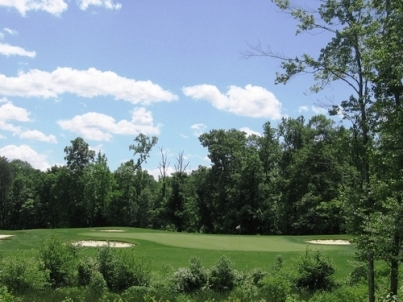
[307,239,351,245]
[73,240,133,248]
[99,230,124,232]
[0,235,13,239]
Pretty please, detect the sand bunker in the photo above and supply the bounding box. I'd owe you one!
[73,240,133,248]
[0,235,13,239]
[99,230,124,232]
[307,239,351,245]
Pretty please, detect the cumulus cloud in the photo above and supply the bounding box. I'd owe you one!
[0,100,30,134]
[0,43,36,57]
[0,0,68,16]
[298,105,308,112]
[77,0,121,10]
[57,107,160,141]
[190,123,207,136]
[0,100,57,142]
[19,130,57,143]
[0,144,51,170]
[312,105,328,115]
[240,127,261,137]
[183,84,282,119]
[0,67,178,104]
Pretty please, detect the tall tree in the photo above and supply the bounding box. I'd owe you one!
[64,137,95,174]
[0,157,13,228]
[367,0,403,295]
[64,137,95,226]
[245,1,376,299]
[82,152,114,226]
[129,134,158,170]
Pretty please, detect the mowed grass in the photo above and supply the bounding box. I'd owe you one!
[0,227,356,279]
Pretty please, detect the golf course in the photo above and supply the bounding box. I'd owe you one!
[0,227,355,278]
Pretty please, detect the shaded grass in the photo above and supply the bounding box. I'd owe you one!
[0,227,355,280]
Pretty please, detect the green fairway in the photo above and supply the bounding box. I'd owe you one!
[78,230,349,252]
[0,227,355,279]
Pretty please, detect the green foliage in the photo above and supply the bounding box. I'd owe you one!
[38,235,79,288]
[171,257,208,293]
[259,274,291,302]
[309,283,367,302]
[97,244,151,293]
[77,257,97,287]
[0,286,16,302]
[0,254,49,294]
[293,248,336,292]
[208,255,236,292]
[121,286,158,301]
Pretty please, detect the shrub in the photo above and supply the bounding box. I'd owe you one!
[309,284,367,302]
[0,254,49,294]
[97,244,151,292]
[259,274,291,302]
[209,255,236,292]
[293,248,335,292]
[347,261,367,285]
[121,286,158,301]
[0,285,16,301]
[77,257,97,287]
[172,257,208,293]
[38,235,79,288]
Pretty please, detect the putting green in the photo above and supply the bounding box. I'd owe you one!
[78,231,349,252]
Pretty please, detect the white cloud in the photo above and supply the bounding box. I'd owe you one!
[0,101,30,134]
[77,0,121,10]
[147,166,176,180]
[0,144,50,170]
[0,0,68,16]
[0,101,57,143]
[89,144,103,154]
[312,105,327,115]
[240,127,261,137]
[0,134,6,139]
[191,123,207,136]
[183,84,282,119]
[3,27,17,35]
[0,43,36,57]
[298,105,308,112]
[19,130,57,143]
[0,67,178,104]
[58,107,160,141]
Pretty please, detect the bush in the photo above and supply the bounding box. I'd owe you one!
[97,244,151,293]
[172,257,208,293]
[209,255,236,292]
[38,235,79,288]
[77,257,97,287]
[293,248,335,292]
[259,274,291,302]
[0,285,16,301]
[309,284,367,302]
[121,286,158,301]
[0,254,49,294]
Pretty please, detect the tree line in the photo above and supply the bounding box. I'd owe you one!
[0,114,351,235]
[0,0,403,299]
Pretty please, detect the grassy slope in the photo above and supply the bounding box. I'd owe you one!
[0,227,355,279]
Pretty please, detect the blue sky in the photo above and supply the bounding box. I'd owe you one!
[0,0,346,177]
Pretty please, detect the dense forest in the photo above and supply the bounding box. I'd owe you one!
[0,115,352,235]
